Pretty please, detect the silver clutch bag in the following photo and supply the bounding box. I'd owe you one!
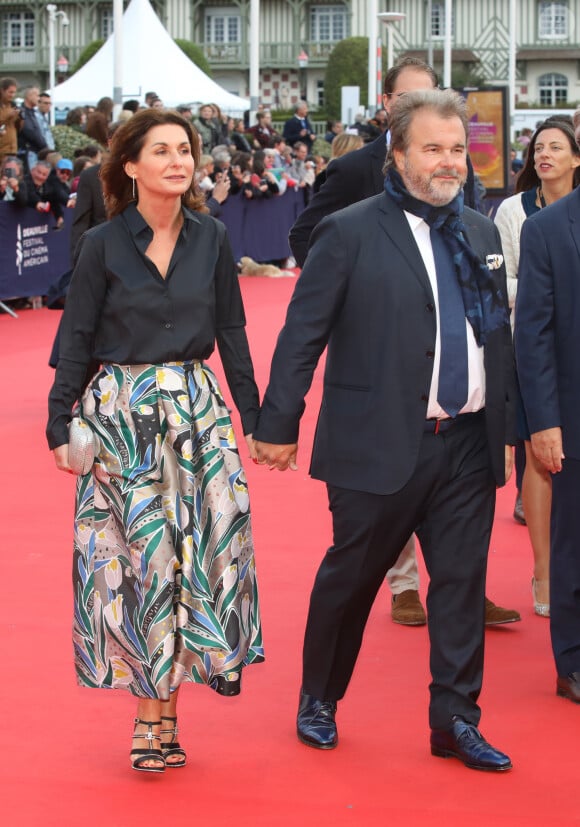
[68,416,97,475]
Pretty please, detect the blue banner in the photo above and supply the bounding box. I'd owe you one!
[0,204,72,299]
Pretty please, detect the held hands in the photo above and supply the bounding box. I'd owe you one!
[531,427,564,474]
[253,440,298,471]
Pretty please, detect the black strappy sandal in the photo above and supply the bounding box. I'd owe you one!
[160,716,187,768]
[131,718,165,773]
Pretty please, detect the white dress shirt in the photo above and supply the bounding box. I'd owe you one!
[403,211,486,419]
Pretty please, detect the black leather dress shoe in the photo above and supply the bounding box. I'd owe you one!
[296,691,338,749]
[557,672,580,703]
[430,716,512,771]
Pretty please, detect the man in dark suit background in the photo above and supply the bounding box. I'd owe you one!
[288,56,519,629]
[254,89,515,771]
[70,162,107,259]
[515,188,580,705]
[283,101,316,152]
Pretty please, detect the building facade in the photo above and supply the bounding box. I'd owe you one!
[1,0,580,109]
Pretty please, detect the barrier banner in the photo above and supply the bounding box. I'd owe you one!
[219,187,306,263]
[0,188,304,300]
[0,204,72,299]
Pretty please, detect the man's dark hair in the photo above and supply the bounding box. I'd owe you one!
[383,57,438,96]
[122,99,140,113]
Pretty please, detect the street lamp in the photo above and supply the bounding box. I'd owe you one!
[378,12,406,73]
[46,4,69,126]
[56,54,69,78]
[298,48,309,101]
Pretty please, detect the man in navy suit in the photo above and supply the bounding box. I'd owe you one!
[288,57,520,629]
[283,101,316,151]
[516,188,580,705]
[254,89,515,770]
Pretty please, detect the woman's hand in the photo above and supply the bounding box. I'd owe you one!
[53,443,74,474]
[245,434,257,461]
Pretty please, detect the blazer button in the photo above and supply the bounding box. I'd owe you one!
[164,322,173,329]
[426,303,434,312]
[421,394,428,402]
[426,350,434,358]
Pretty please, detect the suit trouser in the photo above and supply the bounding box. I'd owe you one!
[550,457,580,677]
[302,414,496,730]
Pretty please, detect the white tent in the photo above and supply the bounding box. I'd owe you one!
[51,0,249,112]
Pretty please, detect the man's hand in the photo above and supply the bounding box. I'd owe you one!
[531,427,564,473]
[254,440,298,471]
[504,445,514,484]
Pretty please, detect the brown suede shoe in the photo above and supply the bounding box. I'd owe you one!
[484,597,521,626]
[391,589,427,626]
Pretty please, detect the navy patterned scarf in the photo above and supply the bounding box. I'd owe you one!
[384,168,508,345]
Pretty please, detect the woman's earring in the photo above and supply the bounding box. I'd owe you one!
[132,176,136,200]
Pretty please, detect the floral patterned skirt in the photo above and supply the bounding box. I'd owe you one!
[73,360,264,699]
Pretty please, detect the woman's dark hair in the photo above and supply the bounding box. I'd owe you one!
[73,156,92,177]
[101,108,206,218]
[253,151,266,177]
[230,151,252,173]
[65,107,85,127]
[96,96,114,119]
[516,115,580,193]
[79,143,101,160]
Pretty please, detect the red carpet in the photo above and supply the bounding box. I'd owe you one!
[1,283,578,826]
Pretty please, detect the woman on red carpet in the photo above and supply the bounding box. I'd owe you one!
[494,115,580,617]
[46,108,264,773]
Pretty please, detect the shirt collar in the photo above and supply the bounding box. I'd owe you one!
[123,201,201,240]
[403,210,426,232]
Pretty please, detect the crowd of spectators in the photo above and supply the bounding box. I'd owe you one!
[0,80,377,310]
[0,83,411,317]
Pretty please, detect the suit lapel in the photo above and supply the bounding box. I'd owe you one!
[377,193,434,299]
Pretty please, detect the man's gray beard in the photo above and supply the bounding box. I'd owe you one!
[403,161,464,207]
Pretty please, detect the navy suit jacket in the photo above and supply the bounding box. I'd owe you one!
[283,115,315,149]
[255,192,515,495]
[70,164,106,260]
[515,187,580,459]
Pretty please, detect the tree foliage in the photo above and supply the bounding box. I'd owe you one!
[71,38,212,82]
[175,39,213,78]
[324,37,369,119]
[72,40,105,74]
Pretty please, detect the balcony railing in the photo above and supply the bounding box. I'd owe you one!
[1,44,84,71]
[201,40,340,69]
[3,36,580,76]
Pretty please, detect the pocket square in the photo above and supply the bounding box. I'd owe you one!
[486,253,504,270]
